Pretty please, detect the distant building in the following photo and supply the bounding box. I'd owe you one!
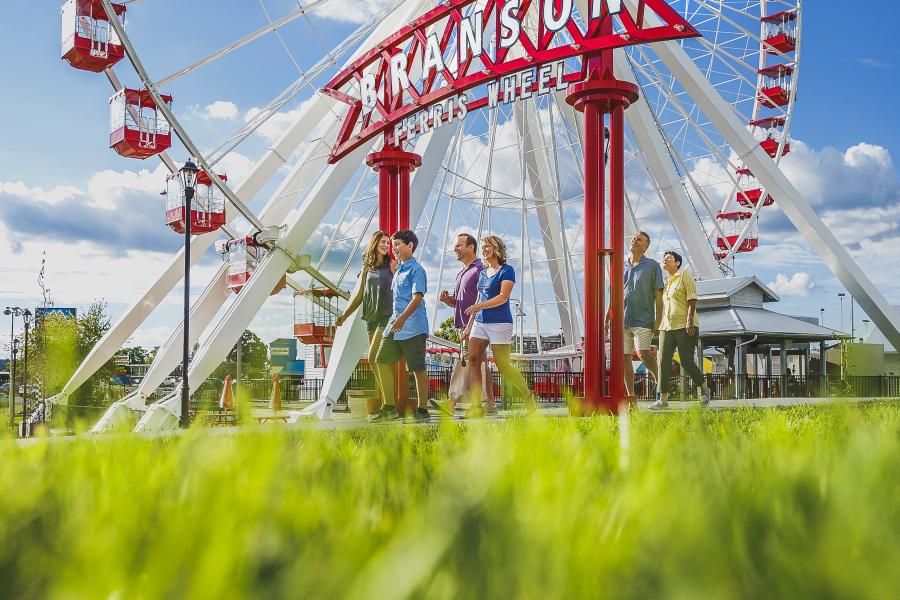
[863,306,900,375]
[270,338,303,375]
[695,276,838,378]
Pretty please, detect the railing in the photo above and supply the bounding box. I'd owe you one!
[181,370,900,418]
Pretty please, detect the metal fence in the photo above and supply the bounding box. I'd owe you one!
[190,370,900,411]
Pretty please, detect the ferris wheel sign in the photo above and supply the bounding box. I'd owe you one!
[321,0,698,162]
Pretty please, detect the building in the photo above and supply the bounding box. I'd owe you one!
[269,338,303,375]
[863,306,900,375]
[695,277,839,397]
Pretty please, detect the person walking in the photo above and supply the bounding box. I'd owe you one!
[606,231,665,400]
[438,232,490,412]
[652,250,710,409]
[336,231,396,411]
[370,230,431,423]
[462,235,534,417]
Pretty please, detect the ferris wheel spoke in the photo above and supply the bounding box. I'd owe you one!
[692,0,797,61]
[151,0,334,88]
[631,47,740,174]
[257,0,304,74]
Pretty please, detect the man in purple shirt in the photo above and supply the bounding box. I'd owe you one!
[439,233,490,409]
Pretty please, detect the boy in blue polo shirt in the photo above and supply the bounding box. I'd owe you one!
[370,230,430,423]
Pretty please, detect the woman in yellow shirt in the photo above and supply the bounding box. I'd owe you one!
[652,250,711,409]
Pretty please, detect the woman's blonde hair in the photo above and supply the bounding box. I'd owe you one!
[482,235,508,265]
[362,230,389,269]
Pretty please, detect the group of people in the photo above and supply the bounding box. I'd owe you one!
[337,230,532,422]
[616,231,711,409]
[336,227,710,423]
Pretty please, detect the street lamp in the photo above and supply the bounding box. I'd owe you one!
[862,319,870,340]
[819,308,825,327]
[179,158,200,428]
[22,309,32,420]
[4,306,25,428]
[837,293,846,333]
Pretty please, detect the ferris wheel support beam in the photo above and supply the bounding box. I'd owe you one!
[516,101,581,347]
[636,2,900,350]
[301,123,459,420]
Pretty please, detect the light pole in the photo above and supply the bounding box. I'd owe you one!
[22,309,32,421]
[850,297,856,340]
[179,159,200,428]
[819,308,825,327]
[4,307,25,428]
[837,293,845,333]
[512,300,526,355]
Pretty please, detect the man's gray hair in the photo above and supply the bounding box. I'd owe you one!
[638,231,651,244]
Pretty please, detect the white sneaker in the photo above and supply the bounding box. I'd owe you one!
[648,399,669,410]
[699,388,711,406]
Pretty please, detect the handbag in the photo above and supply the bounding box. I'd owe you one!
[448,340,470,402]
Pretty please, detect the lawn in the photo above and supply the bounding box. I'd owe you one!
[1,403,898,599]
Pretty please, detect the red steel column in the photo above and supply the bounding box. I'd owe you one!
[608,103,628,404]
[378,167,392,233]
[567,62,639,414]
[583,98,605,412]
[366,146,422,413]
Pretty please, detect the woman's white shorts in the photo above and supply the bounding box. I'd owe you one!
[470,321,514,345]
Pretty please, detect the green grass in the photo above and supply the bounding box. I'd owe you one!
[2,403,899,599]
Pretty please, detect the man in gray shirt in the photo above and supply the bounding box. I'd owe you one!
[607,231,665,398]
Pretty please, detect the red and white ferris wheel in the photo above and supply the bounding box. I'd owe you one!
[39,0,900,431]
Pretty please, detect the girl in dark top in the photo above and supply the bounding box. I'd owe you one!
[462,235,534,417]
[337,231,396,409]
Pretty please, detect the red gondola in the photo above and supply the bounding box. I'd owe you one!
[761,10,797,54]
[165,171,227,234]
[109,88,173,159]
[757,64,794,108]
[61,0,126,72]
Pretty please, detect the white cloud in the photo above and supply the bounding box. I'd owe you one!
[769,272,815,297]
[244,96,319,145]
[312,0,395,24]
[191,100,240,121]
[857,58,892,69]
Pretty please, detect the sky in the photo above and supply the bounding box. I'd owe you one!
[2,0,900,359]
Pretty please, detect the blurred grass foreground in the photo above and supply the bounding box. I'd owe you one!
[2,404,899,599]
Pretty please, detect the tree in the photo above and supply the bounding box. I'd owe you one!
[26,300,115,415]
[435,317,461,344]
[120,346,151,364]
[211,330,269,381]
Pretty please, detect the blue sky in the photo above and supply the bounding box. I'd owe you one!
[2,1,900,356]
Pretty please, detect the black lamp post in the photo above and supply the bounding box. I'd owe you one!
[22,309,32,420]
[4,306,25,428]
[837,293,846,333]
[179,159,200,428]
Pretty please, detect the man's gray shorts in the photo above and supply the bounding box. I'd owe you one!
[375,333,427,372]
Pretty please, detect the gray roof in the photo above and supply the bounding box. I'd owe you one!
[698,306,837,340]
[696,276,779,303]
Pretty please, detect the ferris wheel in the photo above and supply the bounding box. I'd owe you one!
[39,0,900,432]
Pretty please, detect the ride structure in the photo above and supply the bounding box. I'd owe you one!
[24,0,900,434]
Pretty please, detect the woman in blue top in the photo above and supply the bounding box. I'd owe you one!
[462,235,534,417]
